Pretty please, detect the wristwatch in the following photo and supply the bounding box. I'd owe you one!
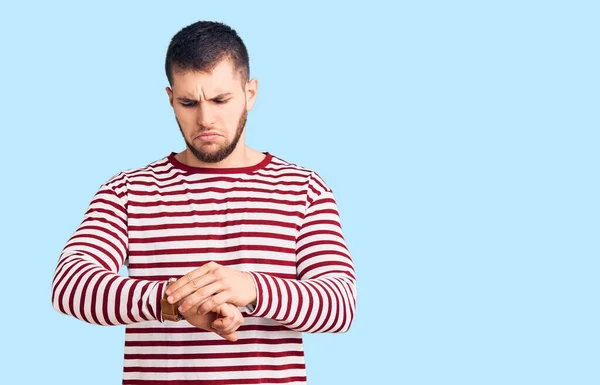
[160,278,183,322]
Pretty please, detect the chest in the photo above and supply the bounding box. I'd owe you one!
[124,179,305,277]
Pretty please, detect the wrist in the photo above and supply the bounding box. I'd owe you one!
[245,272,258,306]
[244,271,256,306]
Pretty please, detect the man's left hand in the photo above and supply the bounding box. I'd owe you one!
[165,261,257,315]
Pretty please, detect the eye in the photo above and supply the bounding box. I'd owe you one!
[214,99,229,105]
[180,101,197,107]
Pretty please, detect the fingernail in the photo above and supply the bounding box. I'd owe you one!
[178,306,184,312]
[168,296,174,303]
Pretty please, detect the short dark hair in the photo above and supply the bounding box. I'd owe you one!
[165,21,250,86]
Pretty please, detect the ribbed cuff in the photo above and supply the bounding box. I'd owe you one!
[245,272,266,317]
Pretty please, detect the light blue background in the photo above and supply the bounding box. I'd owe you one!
[1,1,598,384]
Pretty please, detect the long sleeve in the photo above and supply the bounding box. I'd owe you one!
[246,174,357,333]
[51,179,167,325]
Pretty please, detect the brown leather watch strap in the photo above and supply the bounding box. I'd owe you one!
[160,279,182,322]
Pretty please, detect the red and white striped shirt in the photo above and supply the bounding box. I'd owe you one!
[52,151,357,384]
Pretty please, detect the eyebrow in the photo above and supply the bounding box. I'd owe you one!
[176,93,232,102]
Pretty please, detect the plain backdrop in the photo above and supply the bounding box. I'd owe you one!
[0,1,598,384]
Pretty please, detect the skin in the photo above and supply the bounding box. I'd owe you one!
[164,58,261,335]
[166,261,258,315]
[165,58,264,168]
[179,302,245,341]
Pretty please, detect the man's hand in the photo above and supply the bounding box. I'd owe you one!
[180,302,245,342]
[166,261,257,315]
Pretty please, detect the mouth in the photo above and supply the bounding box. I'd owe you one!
[195,132,222,141]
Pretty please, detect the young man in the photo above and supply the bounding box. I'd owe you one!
[52,21,356,384]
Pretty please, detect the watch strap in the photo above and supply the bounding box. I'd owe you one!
[160,279,182,322]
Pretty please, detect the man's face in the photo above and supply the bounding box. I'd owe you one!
[166,59,255,163]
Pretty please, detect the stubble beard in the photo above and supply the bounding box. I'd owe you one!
[176,109,248,164]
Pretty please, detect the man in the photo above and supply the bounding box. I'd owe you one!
[52,20,356,384]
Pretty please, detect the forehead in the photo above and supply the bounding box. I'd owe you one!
[171,59,243,95]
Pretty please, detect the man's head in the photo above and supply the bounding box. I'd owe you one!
[165,21,257,163]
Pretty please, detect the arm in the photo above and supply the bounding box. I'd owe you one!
[246,188,357,333]
[51,180,166,325]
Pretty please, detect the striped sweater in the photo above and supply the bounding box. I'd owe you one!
[51,151,357,384]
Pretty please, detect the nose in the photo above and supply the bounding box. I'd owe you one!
[196,103,216,128]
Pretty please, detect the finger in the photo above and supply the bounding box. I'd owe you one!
[226,305,245,329]
[212,304,240,323]
[211,316,235,334]
[217,323,239,336]
[212,312,241,338]
[210,305,234,329]
[212,304,245,336]
[216,303,240,318]
[215,315,244,336]
[168,269,221,304]
[219,331,238,342]
[236,310,245,327]
[166,261,220,297]
[198,291,232,315]
[234,309,245,330]
[177,281,224,313]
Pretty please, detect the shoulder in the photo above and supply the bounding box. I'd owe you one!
[267,153,333,201]
[100,154,173,193]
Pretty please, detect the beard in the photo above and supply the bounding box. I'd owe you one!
[176,109,248,164]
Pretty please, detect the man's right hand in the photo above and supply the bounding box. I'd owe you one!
[179,302,244,342]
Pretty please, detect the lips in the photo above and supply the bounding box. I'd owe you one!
[195,132,222,141]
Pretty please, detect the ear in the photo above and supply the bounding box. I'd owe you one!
[166,86,174,108]
[245,78,258,111]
